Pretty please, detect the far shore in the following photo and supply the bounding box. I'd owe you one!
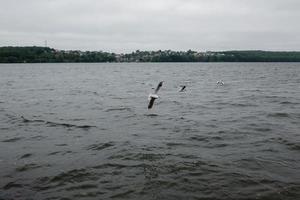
[1,46,300,63]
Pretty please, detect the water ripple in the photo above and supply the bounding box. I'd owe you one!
[1,63,300,200]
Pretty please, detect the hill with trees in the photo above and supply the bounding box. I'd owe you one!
[1,46,300,63]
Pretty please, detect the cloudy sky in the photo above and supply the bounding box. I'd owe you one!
[0,0,299,52]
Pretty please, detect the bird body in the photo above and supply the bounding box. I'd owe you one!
[148,94,159,100]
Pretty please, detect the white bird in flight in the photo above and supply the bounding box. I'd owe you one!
[148,81,163,109]
[217,81,224,86]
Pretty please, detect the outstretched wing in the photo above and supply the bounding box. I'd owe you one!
[148,97,156,109]
[154,81,163,94]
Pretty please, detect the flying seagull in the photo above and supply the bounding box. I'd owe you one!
[148,81,163,109]
[179,85,186,92]
[217,81,224,86]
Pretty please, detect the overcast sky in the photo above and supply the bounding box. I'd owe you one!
[0,0,299,52]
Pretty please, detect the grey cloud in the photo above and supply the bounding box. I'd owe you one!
[0,0,299,52]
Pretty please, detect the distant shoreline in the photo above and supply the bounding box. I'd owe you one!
[1,46,300,63]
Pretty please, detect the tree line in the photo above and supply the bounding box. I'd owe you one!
[1,46,300,63]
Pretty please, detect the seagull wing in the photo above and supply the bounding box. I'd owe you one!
[148,97,156,109]
[154,81,163,94]
[179,85,186,92]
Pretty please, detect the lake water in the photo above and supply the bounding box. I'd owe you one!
[0,63,300,200]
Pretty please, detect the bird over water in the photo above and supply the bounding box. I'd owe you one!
[148,81,163,109]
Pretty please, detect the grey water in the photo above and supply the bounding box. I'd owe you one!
[0,63,300,200]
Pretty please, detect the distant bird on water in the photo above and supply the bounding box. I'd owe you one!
[148,81,163,109]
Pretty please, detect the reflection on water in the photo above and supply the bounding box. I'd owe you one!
[0,63,300,200]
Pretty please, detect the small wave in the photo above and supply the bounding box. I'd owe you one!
[209,143,228,148]
[86,142,115,151]
[48,151,61,156]
[4,113,22,123]
[92,163,131,170]
[95,163,149,171]
[15,163,44,172]
[111,97,125,100]
[280,101,299,105]
[267,113,290,118]
[289,144,300,150]
[105,107,132,112]
[165,142,200,149]
[174,154,199,159]
[2,137,23,143]
[134,153,165,161]
[144,114,158,117]
[253,127,272,132]
[108,151,165,162]
[3,182,23,190]
[253,156,290,167]
[55,143,68,147]
[21,116,96,129]
[48,150,74,156]
[270,137,300,151]
[30,135,47,141]
[166,160,220,174]
[73,191,105,198]
[21,116,44,123]
[35,169,95,190]
[82,91,99,96]
[292,113,300,119]
[282,141,300,151]
[65,183,98,191]
[19,153,33,159]
[170,100,182,106]
[110,190,134,199]
[165,142,185,147]
[230,103,257,107]
[70,118,86,121]
[46,121,95,129]
[29,88,55,92]
[189,135,209,142]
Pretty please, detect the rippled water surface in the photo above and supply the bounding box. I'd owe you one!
[0,63,300,200]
